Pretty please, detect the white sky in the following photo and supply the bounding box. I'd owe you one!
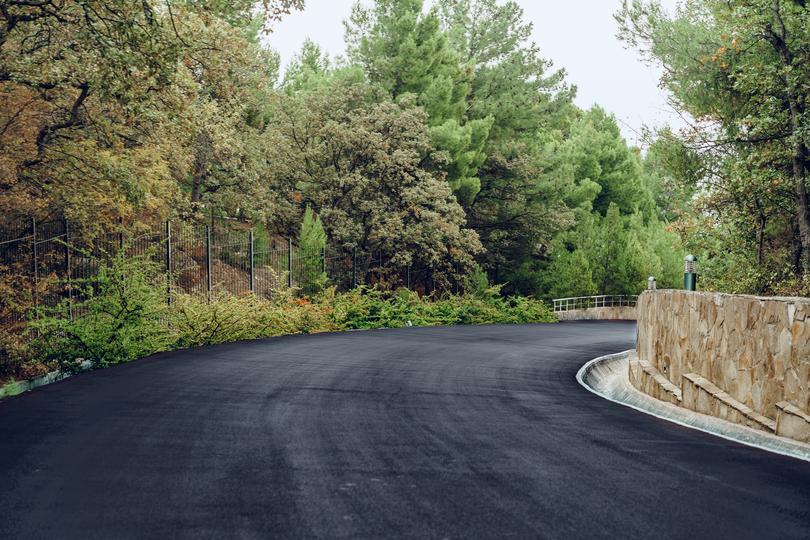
[264,0,682,146]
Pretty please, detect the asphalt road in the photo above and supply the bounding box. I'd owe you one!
[2,321,810,539]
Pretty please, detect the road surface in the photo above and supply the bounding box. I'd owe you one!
[2,322,810,539]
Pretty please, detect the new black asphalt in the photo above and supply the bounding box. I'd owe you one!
[1,321,810,539]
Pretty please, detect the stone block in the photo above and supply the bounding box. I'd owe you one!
[776,401,810,443]
[633,291,806,440]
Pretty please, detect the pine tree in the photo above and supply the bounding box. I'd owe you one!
[345,0,490,205]
[300,206,328,295]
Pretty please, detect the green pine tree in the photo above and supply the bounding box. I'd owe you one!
[345,0,491,204]
[300,206,328,296]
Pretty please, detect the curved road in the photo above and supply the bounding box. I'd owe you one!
[2,322,810,539]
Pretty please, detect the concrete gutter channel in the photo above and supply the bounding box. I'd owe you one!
[577,351,810,463]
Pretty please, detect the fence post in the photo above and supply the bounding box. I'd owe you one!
[31,217,38,317]
[352,247,357,289]
[287,237,293,289]
[321,246,326,275]
[165,220,172,304]
[249,228,255,293]
[64,218,73,321]
[205,224,212,300]
[117,216,124,253]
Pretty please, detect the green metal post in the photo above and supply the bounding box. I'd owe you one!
[684,254,697,291]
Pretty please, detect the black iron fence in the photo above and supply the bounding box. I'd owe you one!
[0,217,466,337]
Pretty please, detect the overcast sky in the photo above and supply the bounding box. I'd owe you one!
[264,0,681,146]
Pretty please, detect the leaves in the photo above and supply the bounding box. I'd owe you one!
[617,0,810,294]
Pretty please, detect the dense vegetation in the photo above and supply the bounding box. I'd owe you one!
[618,0,810,295]
[1,0,684,299]
[7,0,808,378]
[24,254,554,377]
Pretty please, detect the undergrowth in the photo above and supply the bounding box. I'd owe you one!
[5,256,556,381]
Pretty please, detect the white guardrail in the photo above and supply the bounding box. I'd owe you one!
[552,295,639,312]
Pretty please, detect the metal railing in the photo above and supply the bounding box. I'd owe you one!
[552,295,638,312]
[1,215,471,341]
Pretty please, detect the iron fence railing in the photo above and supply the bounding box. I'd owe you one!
[0,216,469,340]
[552,295,638,312]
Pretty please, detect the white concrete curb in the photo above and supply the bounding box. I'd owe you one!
[577,351,810,463]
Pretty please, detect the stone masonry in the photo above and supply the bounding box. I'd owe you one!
[633,290,810,443]
[555,306,637,321]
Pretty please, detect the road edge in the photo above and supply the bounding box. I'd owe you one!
[577,351,810,463]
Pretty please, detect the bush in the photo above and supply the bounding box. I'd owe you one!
[0,329,42,382]
[34,253,171,371]
[327,286,556,329]
[26,255,555,375]
[168,291,338,348]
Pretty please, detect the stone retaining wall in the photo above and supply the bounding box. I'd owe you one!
[555,306,637,321]
[633,290,810,442]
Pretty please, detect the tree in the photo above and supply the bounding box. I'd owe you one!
[544,250,598,300]
[641,128,701,222]
[282,39,332,94]
[617,0,810,290]
[346,0,469,120]
[1,1,183,223]
[264,77,482,288]
[0,0,303,225]
[300,205,327,295]
[345,0,491,204]
[438,0,575,140]
[436,0,578,286]
[564,107,651,216]
[167,12,283,220]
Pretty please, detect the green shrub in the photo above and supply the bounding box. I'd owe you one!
[34,253,171,371]
[168,291,339,348]
[26,263,555,375]
[464,264,491,298]
[326,286,556,329]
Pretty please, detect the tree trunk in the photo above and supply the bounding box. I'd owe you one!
[190,132,212,205]
[790,149,810,274]
[755,199,766,266]
[770,0,810,273]
[785,76,810,274]
[793,222,803,276]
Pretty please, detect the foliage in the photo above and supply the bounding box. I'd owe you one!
[19,250,555,379]
[464,265,492,298]
[345,0,491,204]
[300,206,328,295]
[0,0,303,226]
[2,0,691,303]
[543,250,599,300]
[265,76,482,288]
[34,253,171,371]
[168,287,551,351]
[4,0,740,385]
[168,291,338,349]
[328,286,556,329]
[617,0,810,294]
[0,329,39,382]
[439,0,577,282]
